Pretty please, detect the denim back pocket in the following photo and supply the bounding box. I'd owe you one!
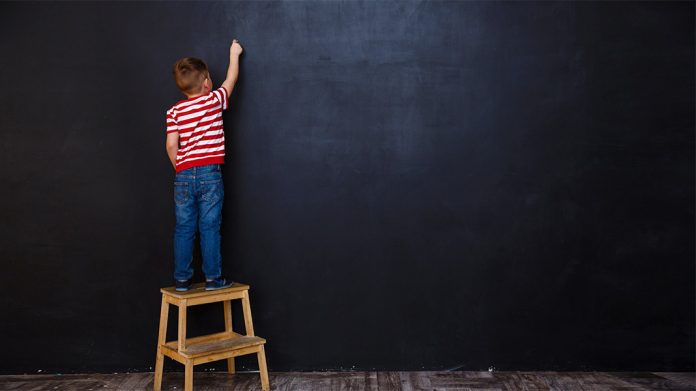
[174,182,189,206]
[200,177,223,203]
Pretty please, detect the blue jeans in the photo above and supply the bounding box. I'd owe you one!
[173,164,224,281]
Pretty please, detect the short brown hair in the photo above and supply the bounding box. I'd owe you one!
[172,57,209,95]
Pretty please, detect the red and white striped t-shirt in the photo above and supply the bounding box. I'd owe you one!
[166,86,228,172]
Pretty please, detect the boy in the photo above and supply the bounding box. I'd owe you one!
[165,39,244,291]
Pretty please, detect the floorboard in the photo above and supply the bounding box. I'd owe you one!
[0,371,693,390]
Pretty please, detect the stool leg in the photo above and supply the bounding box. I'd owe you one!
[184,359,193,391]
[223,300,235,374]
[178,299,188,352]
[241,290,255,336]
[154,296,169,391]
[257,345,270,391]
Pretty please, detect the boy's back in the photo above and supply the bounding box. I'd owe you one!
[166,86,229,172]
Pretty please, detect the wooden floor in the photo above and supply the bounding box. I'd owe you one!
[0,371,693,390]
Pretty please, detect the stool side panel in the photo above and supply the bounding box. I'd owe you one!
[160,283,250,299]
[187,291,243,306]
[192,345,263,365]
[161,345,186,364]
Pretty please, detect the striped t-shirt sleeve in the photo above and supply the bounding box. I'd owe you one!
[212,87,228,111]
[166,110,178,134]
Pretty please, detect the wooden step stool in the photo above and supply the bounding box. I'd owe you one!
[154,282,270,391]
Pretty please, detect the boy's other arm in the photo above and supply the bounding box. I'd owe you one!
[166,132,179,170]
[221,39,243,99]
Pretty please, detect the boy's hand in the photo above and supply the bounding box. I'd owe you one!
[230,39,243,57]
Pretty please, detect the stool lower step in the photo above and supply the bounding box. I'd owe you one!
[163,334,266,358]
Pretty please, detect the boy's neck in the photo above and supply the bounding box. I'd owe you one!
[185,88,208,99]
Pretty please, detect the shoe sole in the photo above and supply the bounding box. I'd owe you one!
[205,283,234,291]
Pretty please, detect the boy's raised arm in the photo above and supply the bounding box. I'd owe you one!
[221,39,243,99]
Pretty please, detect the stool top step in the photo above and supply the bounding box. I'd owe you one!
[161,282,249,298]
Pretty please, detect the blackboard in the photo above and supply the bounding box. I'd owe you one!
[0,1,693,373]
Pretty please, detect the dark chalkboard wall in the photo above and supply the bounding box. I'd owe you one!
[0,1,693,374]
